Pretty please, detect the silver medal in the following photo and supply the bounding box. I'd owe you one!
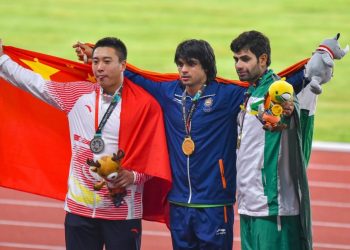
[90,137,105,154]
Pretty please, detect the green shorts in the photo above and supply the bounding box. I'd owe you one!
[240,214,306,250]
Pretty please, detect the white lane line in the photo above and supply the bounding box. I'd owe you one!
[309,164,350,171]
[0,199,63,208]
[0,220,63,229]
[0,220,173,236]
[143,230,170,237]
[2,198,350,212]
[2,218,350,230]
[0,242,65,250]
[313,141,350,152]
[312,200,350,208]
[1,241,350,250]
[313,220,350,229]
[314,242,350,250]
[309,181,350,189]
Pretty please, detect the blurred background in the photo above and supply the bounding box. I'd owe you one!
[1,0,349,142]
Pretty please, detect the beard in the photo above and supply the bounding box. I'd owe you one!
[237,66,264,83]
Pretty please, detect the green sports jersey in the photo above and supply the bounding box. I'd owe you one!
[236,69,315,249]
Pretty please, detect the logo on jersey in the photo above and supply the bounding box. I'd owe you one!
[85,105,92,112]
[172,97,182,105]
[203,97,213,112]
[216,228,226,235]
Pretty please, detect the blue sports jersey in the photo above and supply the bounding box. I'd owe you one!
[125,69,306,206]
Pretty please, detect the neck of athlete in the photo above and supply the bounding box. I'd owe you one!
[186,81,206,96]
[102,78,123,96]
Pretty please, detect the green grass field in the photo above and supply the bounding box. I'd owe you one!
[1,0,349,142]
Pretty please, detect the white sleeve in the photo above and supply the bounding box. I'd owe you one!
[0,54,62,109]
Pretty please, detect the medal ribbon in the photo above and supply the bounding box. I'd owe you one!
[94,86,123,138]
[237,70,278,148]
[181,84,206,136]
[237,91,251,148]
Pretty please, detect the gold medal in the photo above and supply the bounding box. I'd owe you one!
[182,137,195,156]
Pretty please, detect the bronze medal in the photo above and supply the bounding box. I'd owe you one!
[182,137,195,156]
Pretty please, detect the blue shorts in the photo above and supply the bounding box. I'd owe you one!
[64,212,141,250]
[170,204,234,250]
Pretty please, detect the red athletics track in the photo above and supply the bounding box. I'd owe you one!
[1,142,350,250]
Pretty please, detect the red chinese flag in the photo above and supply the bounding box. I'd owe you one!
[0,46,90,200]
[0,46,175,222]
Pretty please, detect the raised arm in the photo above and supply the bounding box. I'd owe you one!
[284,68,307,95]
[124,69,170,103]
[0,39,62,109]
[0,40,96,113]
[72,41,173,105]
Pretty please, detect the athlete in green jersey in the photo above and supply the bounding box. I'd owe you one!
[231,30,318,250]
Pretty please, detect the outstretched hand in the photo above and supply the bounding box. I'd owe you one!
[282,101,294,117]
[263,123,287,132]
[72,42,93,64]
[263,101,294,132]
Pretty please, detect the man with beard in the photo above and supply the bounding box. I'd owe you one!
[231,30,314,250]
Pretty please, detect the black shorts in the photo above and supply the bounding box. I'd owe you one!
[65,212,141,250]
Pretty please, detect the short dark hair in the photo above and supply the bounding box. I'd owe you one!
[93,37,127,62]
[230,30,271,67]
[174,39,217,82]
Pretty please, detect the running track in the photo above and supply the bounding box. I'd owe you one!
[1,142,349,250]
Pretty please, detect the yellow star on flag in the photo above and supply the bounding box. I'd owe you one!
[20,58,60,80]
[87,73,96,83]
